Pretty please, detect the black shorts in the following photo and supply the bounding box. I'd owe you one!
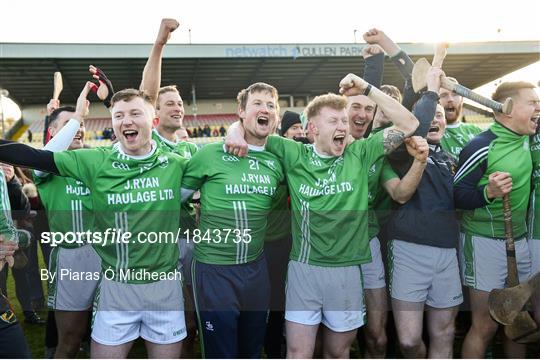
[0,318,31,358]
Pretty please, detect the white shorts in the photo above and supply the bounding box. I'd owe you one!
[47,245,101,311]
[389,240,463,309]
[285,260,365,332]
[91,277,186,345]
[360,237,386,290]
[528,239,540,276]
[460,233,531,292]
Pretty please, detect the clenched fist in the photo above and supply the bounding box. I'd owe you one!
[156,18,180,46]
[362,44,384,59]
[339,73,368,97]
[363,28,386,45]
[486,172,512,199]
[405,136,429,163]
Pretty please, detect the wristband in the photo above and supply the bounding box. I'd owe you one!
[363,84,372,96]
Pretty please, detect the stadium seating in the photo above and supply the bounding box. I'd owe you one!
[462,105,494,130]
[18,114,237,147]
[184,114,238,127]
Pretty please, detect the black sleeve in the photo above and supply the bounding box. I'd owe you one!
[6,177,30,220]
[412,91,438,138]
[363,52,384,89]
[361,52,385,139]
[0,140,59,175]
[386,91,438,176]
[387,143,413,178]
[453,131,495,210]
[401,79,421,112]
[43,115,49,146]
[390,50,421,111]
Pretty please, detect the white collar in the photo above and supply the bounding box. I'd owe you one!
[247,144,265,152]
[445,122,463,129]
[221,143,265,154]
[114,140,157,160]
[153,128,178,146]
[313,144,335,159]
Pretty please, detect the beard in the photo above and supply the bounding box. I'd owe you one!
[444,105,462,124]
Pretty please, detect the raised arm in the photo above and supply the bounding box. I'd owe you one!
[0,80,94,173]
[412,67,443,137]
[339,73,418,154]
[35,82,93,177]
[364,28,419,110]
[140,18,179,106]
[89,65,115,109]
[361,43,385,89]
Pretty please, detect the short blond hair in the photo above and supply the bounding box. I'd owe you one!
[111,89,154,108]
[305,93,348,120]
[157,85,181,109]
[492,81,536,104]
[236,82,278,111]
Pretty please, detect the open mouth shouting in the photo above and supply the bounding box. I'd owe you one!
[257,115,269,127]
[531,115,540,131]
[123,129,139,142]
[428,125,440,133]
[444,106,458,119]
[353,119,366,129]
[333,133,346,147]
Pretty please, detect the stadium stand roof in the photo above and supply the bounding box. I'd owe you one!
[1,41,538,106]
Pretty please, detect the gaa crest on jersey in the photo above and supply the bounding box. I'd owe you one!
[222,155,240,162]
[264,160,276,170]
[158,155,169,168]
[112,161,130,171]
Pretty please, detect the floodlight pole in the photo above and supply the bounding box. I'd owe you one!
[191,84,198,123]
[0,90,5,139]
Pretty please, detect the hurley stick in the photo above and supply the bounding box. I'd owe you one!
[53,72,63,101]
[412,58,513,115]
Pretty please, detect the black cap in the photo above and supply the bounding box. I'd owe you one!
[280,111,301,136]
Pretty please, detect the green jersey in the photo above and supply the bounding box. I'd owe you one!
[182,142,284,265]
[152,129,199,232]
[0,168,18,244]
[265,131,385,267]
[455,122,531,238]
[152,129,198,159]
[35,174,93,249]
[53,142,188,283]
[367,158,398,239]
[529,131,540,239]
[264,184,291,242]
[440,122,482,159]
